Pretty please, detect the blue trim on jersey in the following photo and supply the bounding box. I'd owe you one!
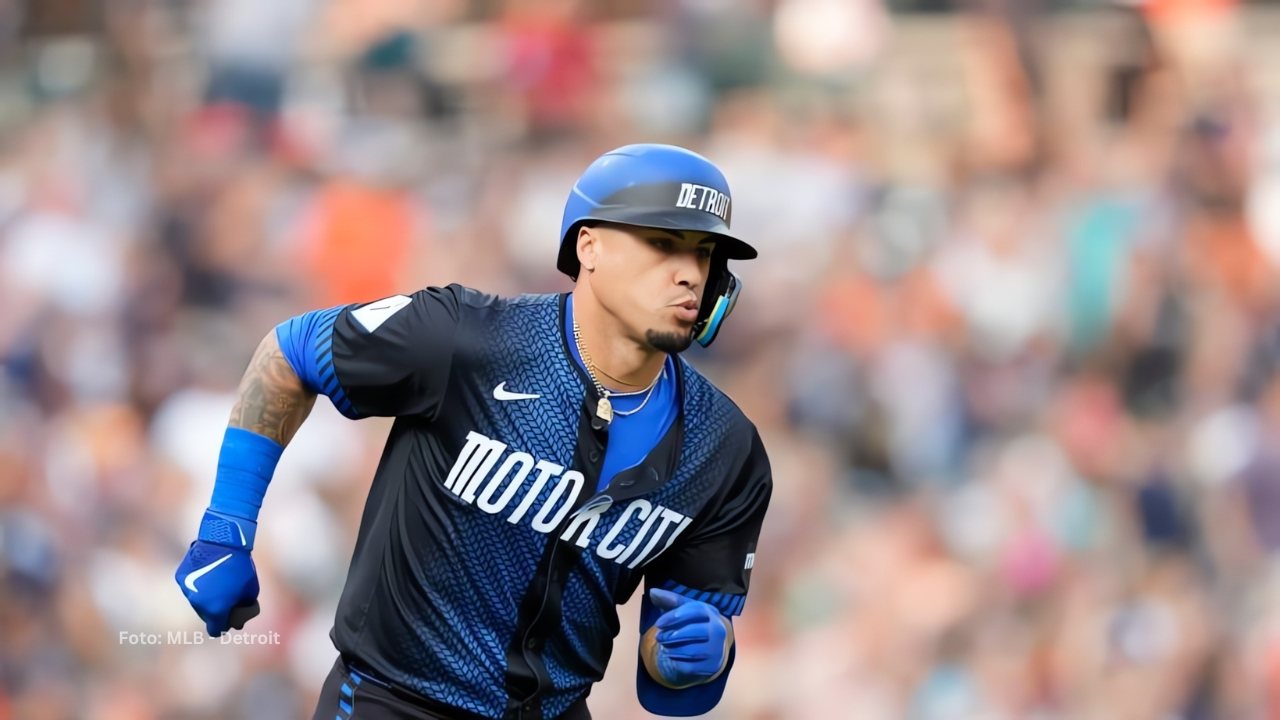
[335,667,362,720]
[660,579,747,617]
[275,306,358,418]
[636,590,735,716]
[564,294,678,492]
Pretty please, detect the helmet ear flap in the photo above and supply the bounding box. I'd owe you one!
[558,220,587,279]
[693,256,741,348]
[696,253,729,324]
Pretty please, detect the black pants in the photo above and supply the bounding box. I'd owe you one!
[312,657,591,720]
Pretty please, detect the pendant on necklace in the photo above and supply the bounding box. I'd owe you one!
[596,395,614,424]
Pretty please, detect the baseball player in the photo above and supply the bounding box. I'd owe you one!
[175,144,772,719]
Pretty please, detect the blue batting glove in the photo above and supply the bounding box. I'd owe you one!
[175,511,261,637]
[648,588,731,688]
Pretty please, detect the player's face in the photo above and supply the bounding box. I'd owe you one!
[585,223,715,353]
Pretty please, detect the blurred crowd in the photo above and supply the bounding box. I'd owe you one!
[4,0,1280,717]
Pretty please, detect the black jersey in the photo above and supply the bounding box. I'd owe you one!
[277,285,772,719]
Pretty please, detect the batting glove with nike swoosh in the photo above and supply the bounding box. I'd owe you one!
[175,510,261,637]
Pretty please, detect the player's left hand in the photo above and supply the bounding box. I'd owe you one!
[647,588,733,688]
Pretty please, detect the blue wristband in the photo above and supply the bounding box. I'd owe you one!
[198,509,258,550]
[208,426,283,523]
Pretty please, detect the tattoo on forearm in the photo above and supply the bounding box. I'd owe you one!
[229,334,316,445]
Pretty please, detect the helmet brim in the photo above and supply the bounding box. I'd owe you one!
[556,208,758,277]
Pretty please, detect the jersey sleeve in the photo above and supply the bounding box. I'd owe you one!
[644,426,772,611]
[275,286,460,420]
[636,426,772,715]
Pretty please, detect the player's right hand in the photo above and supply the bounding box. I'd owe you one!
[175,512,261,637]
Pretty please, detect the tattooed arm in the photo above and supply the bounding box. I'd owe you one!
[175,330,314,636]
[228,331,317,446]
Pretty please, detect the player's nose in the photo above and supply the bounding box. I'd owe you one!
[671,250,704,291]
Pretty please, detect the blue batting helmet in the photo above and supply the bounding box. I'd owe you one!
[557,143,756,347]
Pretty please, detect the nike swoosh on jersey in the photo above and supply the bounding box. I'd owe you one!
[183,553,234,593]
[493,382,541,401]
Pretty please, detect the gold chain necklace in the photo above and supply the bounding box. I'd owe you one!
[573,321,662,425]
[593,362,648,389]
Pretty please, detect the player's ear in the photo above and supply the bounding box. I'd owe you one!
[576,225,600,274]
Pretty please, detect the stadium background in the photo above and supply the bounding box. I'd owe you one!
[5,0,1280,717]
